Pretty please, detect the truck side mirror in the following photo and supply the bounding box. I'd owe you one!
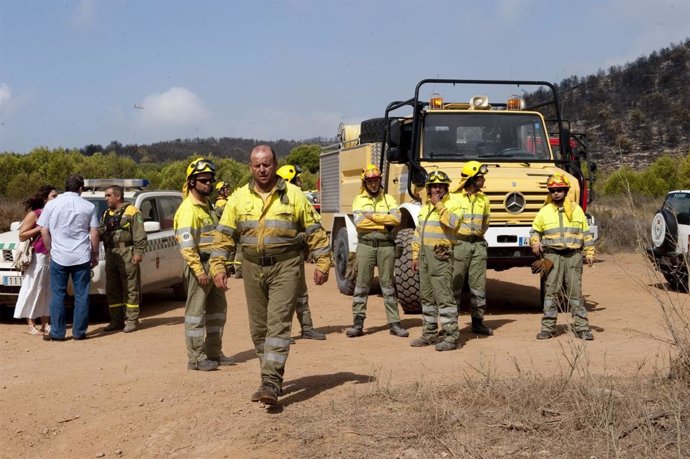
[387,147,407,163]
[388,119,401,147]
[410,166,427,187]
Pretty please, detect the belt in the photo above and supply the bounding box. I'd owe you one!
[243,249,301,267]
[456,235,484,243]
[357,239,395,248]
[544,248,578,255]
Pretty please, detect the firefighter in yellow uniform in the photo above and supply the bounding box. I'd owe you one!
[410,171,463,351]
[211,145,332,406]
[174,158,233,371]
[346,164,408,338]
[214,181,230,218]
[450,161,493,336]
[276,164,326,340]
[530,173,595,340]
[101,185,147,333]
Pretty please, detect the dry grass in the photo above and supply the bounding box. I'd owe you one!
[589,194,659,253]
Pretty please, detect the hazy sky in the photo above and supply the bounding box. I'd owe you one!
[1,0,689,153]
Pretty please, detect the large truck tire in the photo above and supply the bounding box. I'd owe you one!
[394,228,421,314]
[359,118,388,144]
[334,228,356,296]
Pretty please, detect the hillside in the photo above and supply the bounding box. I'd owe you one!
[553,38,690,171]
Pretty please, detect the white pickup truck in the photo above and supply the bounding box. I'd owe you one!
[0,179,186,305]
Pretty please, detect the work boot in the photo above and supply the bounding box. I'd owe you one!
[435,341,457,352]
[410,336,434,347]
[187,359,220,371]
[123,307,139,333]
[345,315,365,338]
[250,386,263,402]
[104,306,125,332]
[536,331,554,340]
[471,318,493,336]
[575,330,594,341]
[257,383,279,405]
[209,354,236,366]
[301,328,326,340]
[389,322,409,338]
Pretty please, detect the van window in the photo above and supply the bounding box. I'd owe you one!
[158,197,182,230]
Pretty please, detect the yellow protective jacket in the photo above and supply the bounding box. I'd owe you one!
[352,191,401,236]
[210,178,332,273]
[173,194,219,277]
[450,189,490,237]
[214,197,227,219]
[99,203,147,256]
[412,194,462,261]
[529,202,595,259]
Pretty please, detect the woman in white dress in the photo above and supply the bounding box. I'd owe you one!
[13,185,58,335]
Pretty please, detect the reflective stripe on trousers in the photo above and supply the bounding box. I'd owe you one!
[540,251,588,333]
[351,242,400,323]
[183,263,228,362]
[419,246,459,343]
[453,240,487,319]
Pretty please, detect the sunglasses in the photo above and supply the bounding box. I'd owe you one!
[549,188,568,193]
[190,159,217,173]
[196,178,215,185]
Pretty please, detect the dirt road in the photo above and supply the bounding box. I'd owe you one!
[0,253,682,457]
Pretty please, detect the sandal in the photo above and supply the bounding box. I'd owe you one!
[27,326,43,336]
[42,324,51,335]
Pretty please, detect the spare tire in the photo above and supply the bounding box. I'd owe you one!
[359,118,388,144]
[650,208,678,253]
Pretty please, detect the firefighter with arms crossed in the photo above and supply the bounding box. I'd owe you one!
[530,173,595,340]
[346,164,408,338]
[276,164,326,341]
[101,185,147,333]
[211,145,332,405]
[451,161,493,336]
[174,159,234,371]
[410,170,463,351]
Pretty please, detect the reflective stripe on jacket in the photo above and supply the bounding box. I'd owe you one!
[450,190,490,237]
[529,202,595,258]
[352,191,401,235]
[211,178,332,273]
[412,195,462,260]
[174,194,218,276]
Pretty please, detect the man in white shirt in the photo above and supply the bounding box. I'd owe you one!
[38,175,100,341]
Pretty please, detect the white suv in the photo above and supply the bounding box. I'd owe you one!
[0,179,186,305]
[647,190,690,291]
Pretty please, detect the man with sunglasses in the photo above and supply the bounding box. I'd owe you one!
[530,173,595,340]
[346,164,408,339]
[410,170,463,351]
[450,161,493,336]
[100,185,147,333]
[174,158,233,371]
[211,145,332,406]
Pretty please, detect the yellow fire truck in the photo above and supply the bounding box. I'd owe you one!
[320,79,597,312]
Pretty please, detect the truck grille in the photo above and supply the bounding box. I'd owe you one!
[486,191,546,224]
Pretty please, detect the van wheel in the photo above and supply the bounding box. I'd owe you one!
[334,228,356,295]
[172,283,187,301]
[394,228,421,314]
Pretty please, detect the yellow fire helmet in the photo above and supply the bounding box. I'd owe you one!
[186,158,216,181]
[277,164,303,184]
[425,170,452,187]
[546,173,571,189]
[460,161,489,178]
[361,164,382,181]
[215,181,228,192]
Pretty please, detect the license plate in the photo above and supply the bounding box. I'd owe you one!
[518,236,530,246]
[2,275,22,287]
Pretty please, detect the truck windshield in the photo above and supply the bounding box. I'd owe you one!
[421,113,551,161]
